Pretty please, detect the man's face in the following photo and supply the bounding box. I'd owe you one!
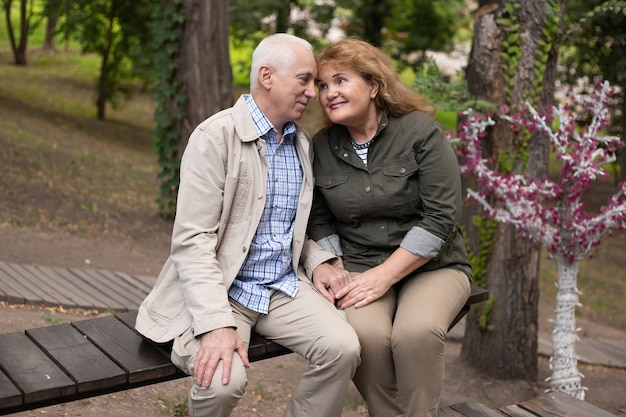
[268,44,317,126]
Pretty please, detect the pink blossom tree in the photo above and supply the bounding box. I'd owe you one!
[454,80,626,400]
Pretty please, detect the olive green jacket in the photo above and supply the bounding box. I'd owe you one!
[307,110,472,279]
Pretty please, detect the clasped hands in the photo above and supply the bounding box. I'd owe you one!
[312,259,392,309]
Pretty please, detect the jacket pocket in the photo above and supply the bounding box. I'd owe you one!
[223,175,252,224]
[315,174,349,189]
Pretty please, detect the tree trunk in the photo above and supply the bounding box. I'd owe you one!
[3,0,29,65]
[461,0,565,380]
[42,10,59,52]
[176,0,232,158]
[96,7,115,120]
[275,0,291,33]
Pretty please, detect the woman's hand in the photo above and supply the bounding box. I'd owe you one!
[335,247,430,309]
[335,266,392,309]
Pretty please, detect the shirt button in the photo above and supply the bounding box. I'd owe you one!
[400,167,406,174]
[379,226,385,231]
[365,186,371,192]
[257,193,263,199]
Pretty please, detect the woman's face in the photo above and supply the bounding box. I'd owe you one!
[316,64,379,128]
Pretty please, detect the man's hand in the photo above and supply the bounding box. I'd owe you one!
[193,327,250,387]
[312,259,351,303]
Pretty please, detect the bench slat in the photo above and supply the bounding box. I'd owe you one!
[72,315,180,384]
[26,324,127,393]
[0,368,22,409]
[451,400,507,416]
[518,391,617,417]
[0,332,76,404]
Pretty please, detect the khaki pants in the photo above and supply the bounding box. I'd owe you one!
[171,277,361,417]
[345,268,470,417]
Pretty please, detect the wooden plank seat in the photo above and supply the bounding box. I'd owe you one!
[0,285,488,415]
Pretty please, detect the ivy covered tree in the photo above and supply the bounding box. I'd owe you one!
[461,0,565,381]
[153,0,232,216]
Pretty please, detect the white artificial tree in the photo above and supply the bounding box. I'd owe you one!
[454,80,626,400]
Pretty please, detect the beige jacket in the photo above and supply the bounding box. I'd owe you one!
[136,96,334,343]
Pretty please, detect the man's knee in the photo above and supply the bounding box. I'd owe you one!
[315,326,361,368]
[188,376,247,417]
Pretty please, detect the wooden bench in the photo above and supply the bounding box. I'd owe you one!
[0,285,489,415]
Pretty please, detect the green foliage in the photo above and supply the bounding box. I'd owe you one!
[230,0,334,50]
[412,56,494,115]
[464,216,498,332]
[466,216,498,290]
[229,0,469,70]
[530,0,561,102]
[230,38,255,87]
[498,0,522,101]
[63,0,156,117]
[562,0,626,87]
[42,313,59,324]
[156,394,188,417]
[477,295,496,332]
[152,0,185,217]
[385,0,469,67]
[582,0,626,22]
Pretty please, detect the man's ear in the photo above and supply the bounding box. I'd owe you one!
[258,65,273,89]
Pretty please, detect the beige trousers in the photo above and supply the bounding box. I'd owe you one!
[345,268,470,417]
[171,277,361,417]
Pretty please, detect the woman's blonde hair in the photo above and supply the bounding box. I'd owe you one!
[316,37,434,117]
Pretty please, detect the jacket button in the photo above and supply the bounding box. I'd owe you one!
[365,186,371,192]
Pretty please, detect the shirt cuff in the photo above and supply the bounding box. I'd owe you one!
[316,234,344,257]
[400,226,444,258]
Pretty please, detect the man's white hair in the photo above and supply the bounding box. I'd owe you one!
[249,33,313,92]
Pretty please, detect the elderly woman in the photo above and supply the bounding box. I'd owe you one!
[307,37,472,417]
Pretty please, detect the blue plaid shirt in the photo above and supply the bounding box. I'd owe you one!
[228,95,303,314]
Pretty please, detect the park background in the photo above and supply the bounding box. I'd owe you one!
[0,0,625,416]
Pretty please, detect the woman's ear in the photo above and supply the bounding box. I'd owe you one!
[369,80,380,99]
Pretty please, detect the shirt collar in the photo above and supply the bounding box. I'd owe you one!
[244,94,296,140]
